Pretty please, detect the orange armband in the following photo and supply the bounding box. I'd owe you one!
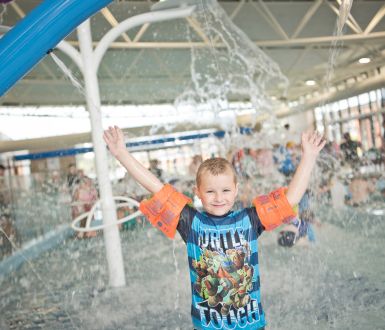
[253,187,296,231]
[139,184,191,239]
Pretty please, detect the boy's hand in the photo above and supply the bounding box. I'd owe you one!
[286,131,326,206]
[102,125,164,194]
[301,131,326,159]
[103,126,126,157]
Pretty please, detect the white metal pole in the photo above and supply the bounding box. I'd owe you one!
[94,6,195,70]
[77,19,126,288]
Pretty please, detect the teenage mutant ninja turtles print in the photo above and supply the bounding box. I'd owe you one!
[193,244,256,317]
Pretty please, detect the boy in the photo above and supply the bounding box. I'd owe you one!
[103,126,325,330]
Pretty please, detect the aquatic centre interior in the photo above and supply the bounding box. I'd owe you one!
[0,0,385,329]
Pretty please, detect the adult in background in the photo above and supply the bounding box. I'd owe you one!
[66,163,78,191]
[188,155,203,178]
[340,132,361,166]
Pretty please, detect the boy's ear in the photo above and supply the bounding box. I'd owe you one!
[235,183,239,196]
[193,186,200,198]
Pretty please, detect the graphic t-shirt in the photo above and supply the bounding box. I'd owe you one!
[139,184,295,330]
[177,205,266,330]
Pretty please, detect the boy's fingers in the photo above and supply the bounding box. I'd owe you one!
[318,137,327,149]
[104,126,123,143]
[104,129,116,142]
[311,131,324,145]
[317,140,326,151]
[315,132,325,144]
[103,129,112,139]
[112,127,121,140]
[313,132,320,144]
[309,132,317,144]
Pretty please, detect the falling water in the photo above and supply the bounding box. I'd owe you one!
[323,0,354,102]
[0,227,78,329]
[172,239,181,322]
[50,52,86,96]
[0,3,8,25]
[337,0,354,36]
[174,0,288,130]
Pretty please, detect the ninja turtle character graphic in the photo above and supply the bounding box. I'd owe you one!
[192,243,254,316]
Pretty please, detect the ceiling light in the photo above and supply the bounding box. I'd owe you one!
[358,57,371,64]
[305,80,316,86]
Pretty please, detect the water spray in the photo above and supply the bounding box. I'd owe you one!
[0,227,79,329]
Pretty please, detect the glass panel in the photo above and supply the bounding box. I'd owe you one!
[360,118,372,149]
[373,115,382,148]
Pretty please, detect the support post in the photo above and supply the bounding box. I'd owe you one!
[77,20,126,288]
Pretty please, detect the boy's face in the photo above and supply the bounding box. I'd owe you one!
[194,168,238,216]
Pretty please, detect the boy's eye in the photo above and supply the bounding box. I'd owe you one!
[206,191,214,193]
[223,189,231,192]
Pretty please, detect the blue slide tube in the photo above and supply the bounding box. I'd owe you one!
[0,0,113,97]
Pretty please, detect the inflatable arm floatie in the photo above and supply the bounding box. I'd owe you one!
[139,184,191,239]
[253,187,297,231]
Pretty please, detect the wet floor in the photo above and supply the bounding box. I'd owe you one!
[1,206,385,330]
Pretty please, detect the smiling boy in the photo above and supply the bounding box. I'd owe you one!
[103,126,325,330]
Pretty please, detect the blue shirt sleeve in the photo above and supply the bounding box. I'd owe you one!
[246,206,265,237]
[176,204,197,243]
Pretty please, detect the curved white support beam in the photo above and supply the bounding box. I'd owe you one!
[71,196,141,232]
[56,40,84,73]
[94,5,196,70]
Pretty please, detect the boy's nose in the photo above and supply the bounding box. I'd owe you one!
[214,192,223,201]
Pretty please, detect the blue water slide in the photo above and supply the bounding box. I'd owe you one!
[0,0,113,97]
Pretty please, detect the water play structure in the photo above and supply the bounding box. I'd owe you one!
[0,0,198,288]
[0,0,113,96]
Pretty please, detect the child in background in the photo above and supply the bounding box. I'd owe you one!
[103,126,325,330]
[189,155,203,178]
[71,176,98,238]
[277,210,319,247]
[348,174,376,206]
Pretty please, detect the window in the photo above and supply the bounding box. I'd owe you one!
[313,89,383,150]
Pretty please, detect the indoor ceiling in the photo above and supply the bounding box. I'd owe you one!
[1,0,385,114]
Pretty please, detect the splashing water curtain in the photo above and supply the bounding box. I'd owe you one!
[0,0,10,26]
[0,227,79,329]
[174,0,288,134]
[323,0,354,109]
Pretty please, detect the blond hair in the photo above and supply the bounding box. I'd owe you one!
[196,157,237,187]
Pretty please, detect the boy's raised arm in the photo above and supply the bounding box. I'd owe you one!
[103,126,164,194]
[285,131,326,206]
